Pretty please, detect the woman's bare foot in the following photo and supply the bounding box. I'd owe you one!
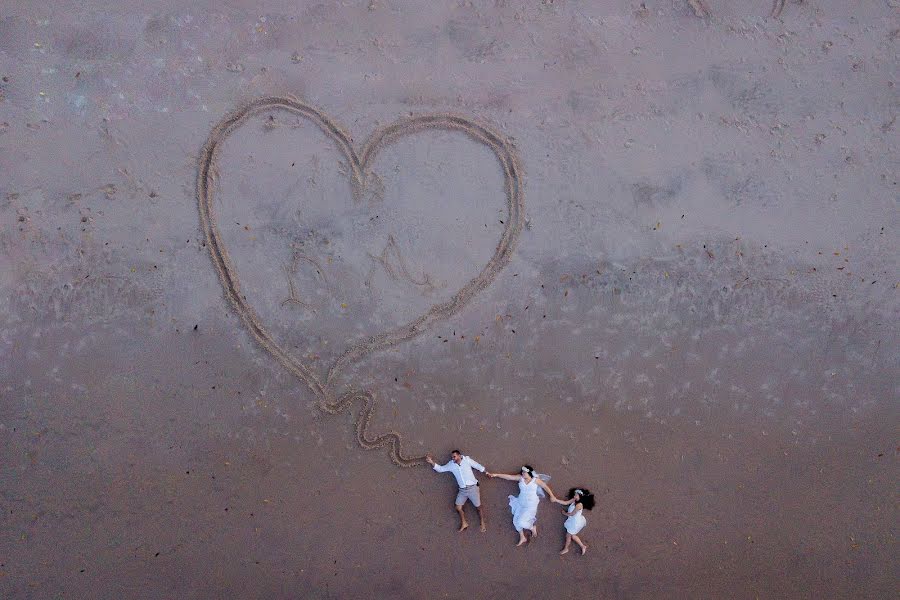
[458,522,469,533]
[531,526,538,538]
[516,535,527,547]
[580,545,588,555]
[559,548,570,555]
[480,522,487,533]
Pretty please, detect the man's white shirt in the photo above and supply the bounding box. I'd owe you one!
[433,455,486,488]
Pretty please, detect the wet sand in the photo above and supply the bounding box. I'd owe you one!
[1,1,897,598]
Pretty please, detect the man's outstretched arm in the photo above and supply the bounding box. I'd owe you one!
[426,454,452,472]
[468,457,487,473]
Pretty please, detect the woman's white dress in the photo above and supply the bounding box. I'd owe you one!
[564,502,587,535]
[508,476,540,532]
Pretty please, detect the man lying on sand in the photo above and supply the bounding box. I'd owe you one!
[426,450,489,532]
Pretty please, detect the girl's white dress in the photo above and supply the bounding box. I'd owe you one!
[508,476,540,532]
[564,502,587,535]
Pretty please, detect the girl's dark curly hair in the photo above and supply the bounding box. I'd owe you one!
[566,487,595,510]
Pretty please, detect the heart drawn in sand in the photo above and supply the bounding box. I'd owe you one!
[197,97,524,466]
[197,97,523,463]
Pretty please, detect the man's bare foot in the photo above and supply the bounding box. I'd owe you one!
[580,545,588,555]
[458,522,469,532]
[559,548,569,555]
[480,522,486,532]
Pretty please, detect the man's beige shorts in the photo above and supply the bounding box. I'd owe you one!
[455,484,481,507]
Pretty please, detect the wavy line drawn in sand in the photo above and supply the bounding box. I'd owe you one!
[365,234,437,293]
[197,96,524,467]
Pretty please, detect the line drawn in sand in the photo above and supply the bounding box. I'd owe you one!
[197,96,524,467]
[280,262,312,310]
[280,252,328,310]
[769,0,785,18]
[686,0,795,18]
[365,234,438,293]
[687,0,710,18]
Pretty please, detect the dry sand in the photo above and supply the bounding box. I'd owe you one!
[1,1,898,598]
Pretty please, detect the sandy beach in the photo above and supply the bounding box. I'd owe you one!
[1,1,897,597]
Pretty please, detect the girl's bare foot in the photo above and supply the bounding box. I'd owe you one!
[559,548,569,555]
[580,545,588,555]
[531,526,538,538]
[516,535,527,547]
[458,522,469,532]
[480,522,486,532]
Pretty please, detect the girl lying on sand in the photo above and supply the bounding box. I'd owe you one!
[551,487,595,555]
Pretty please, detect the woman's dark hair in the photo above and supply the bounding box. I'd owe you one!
[567,487,596,510]
[522,464,535,477]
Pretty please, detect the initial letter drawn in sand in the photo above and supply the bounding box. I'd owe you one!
[196,96,524,466]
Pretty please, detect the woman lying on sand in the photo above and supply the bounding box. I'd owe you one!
[551,487,595,555]
[489,465,557,546]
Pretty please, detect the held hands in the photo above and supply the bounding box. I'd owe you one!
[542,485,559,504]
